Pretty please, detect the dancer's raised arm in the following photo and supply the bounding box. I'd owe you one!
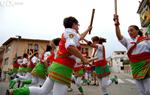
[113,14,123,40]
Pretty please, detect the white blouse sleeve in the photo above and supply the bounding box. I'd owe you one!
[64,29,80,49]
[44,52,51,61]
[146,40,150,50]
[97,44,103,51]
[22,58,28,64]
[119,37,129,48]
[31,57,38,64]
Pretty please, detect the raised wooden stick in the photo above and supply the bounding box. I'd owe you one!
[89,9,95,34]
[114,0,117,15]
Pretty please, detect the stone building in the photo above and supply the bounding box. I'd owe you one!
[110,51,130,73]
[1,37,93,75]
[137,0,150,37]
[2,37,50,72]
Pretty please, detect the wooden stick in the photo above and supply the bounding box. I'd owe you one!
[114,0,117,15]
[89,9,95,34]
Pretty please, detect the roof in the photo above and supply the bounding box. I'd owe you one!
[137,0,148,13]
[2,37,50,45]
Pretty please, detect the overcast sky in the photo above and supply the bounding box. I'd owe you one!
[0,0,142,57]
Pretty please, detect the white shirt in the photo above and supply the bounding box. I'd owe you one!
[22,58,28,65]
[64,28,81,60]
[64,28,80,49]
[31,56,39,64]
[44,51,51,61]
[17,59,23,65]
[74,58,82,68]
[119,36,150,55]
[93,44,104,61]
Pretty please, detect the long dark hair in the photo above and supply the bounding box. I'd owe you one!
[23,53,28,58]
[91,36,99,42]
[91,36,106,44]
[129,25,143,36]
[99,37,106,44]
[46,45,52,52]
[52,38,61,46]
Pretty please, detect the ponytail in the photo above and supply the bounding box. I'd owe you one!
[138,30,143,37]
[99,37,106,44]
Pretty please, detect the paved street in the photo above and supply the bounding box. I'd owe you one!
[0,73,140,95]
[68,72,140,95]
[0,81,9,95]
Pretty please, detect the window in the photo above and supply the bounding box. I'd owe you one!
[27,43,33,55]
[28,43,33,49]
[34,44,39,51]
[121,52,124,54]
[27,49,34,55]
[120,59,124,62]
[121,66,124,70]
[4,58,9,65]
[5,45,11,53]
[27,43,39,55]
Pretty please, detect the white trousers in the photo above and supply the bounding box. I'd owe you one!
[74,77,82,88]
[29,77,68,95]
[31,76,45,86]
[135,78,150,95]
[17,72,32,80]
[99,76,112,95]
[16,72,45,87]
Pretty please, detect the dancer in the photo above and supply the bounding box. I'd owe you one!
[113,14,150,95]
[19,52,42,87]
[12,56,22,74]
[9,53,29,89]
[9,56,22,89]
[17,52,39,80]
[17,53,29,74]
[84,64,93,85]
[73,58,85,95]
[6,16,92,95]
[16,38,61,88]
[88,36,118,95]
[30,38,61,87]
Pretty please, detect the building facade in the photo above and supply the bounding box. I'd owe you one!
[1,37,93,73]
[0,46,4,69]
[110,51,130,73]
[2,37,50,72]
[0,46,4,79]
[137,0,150,37]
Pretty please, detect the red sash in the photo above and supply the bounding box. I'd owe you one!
[93,45,107,66]
[127,37,150,63]
[28,61,35,68]
[128,52,150,63]
[13,62,20,68]
[20,64,27,67]
[85,66,93,71]
[93,59,107,66]
[54,33,79,69]
[47,52,55,66]
[54,58,76,69]
[74,65,84,72]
